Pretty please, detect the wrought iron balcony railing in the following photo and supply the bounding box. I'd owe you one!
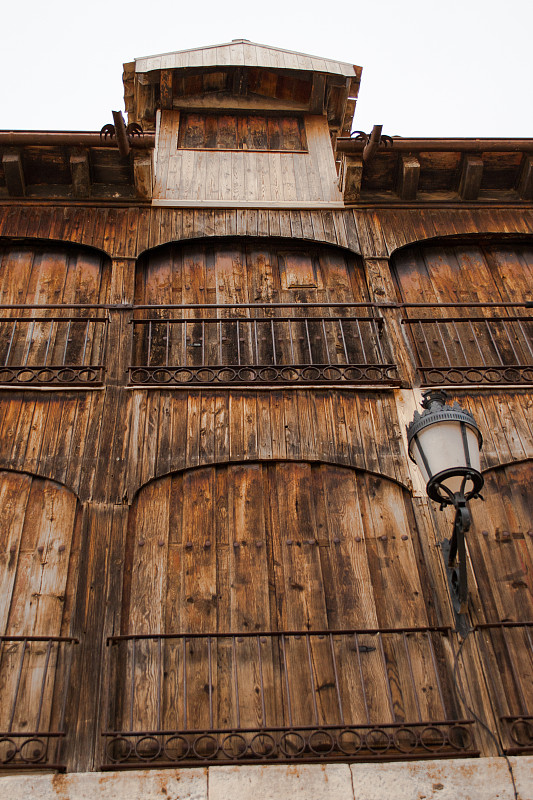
[401,303,533,385]
[0,307,108,385]
[0,635,77,771]
[475,622,533,755]
[128,304,399,386]
[103,627,477,769]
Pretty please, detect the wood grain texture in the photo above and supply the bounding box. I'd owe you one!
[154,112,342,206]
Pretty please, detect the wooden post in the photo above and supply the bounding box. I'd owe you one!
[2,152,25,196]
[397,155,420,200]
[459,155,484,200]
[69,151,90,198]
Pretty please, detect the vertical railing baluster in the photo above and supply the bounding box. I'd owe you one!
[288,318,295,365]
[147,321,152,367]
[81,320,90,366]
[183,636,188,729]
[257,635,267,728]
[322,318,331,364]
[35,639,53,731]
[202,320,205,366]
[500,625,529,715]
[418,320,432,366]
[207,636,214,729]
[236,320,241,366]
[44,319,54,366]
[516,318,533,361]
[339,318,349,363]
[157,637,162,732]
[305,634,319,726]
[329,633,345,724]
[280,634,293,727]
[436,319,453,367]
[271,319,277,366]
[354,632,371,724]
[468,319,487,365]
[305,318,312,364]
[8,639,27,732]
[254,319,259,364]
[426,631,448,718]
[5,319,17,365]
[219,320,223,365]
[373,318,386,364]
[377,632,396,721]
[166,321,170,366]
[451,319,469,365]
[130,639,135,731]
[402,632,422,722]
[500,318,521,364]
[232,636,241,728]
[356,318,367,363]
[24,319,36,365]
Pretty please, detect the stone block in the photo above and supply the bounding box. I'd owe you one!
[509,756,533,800]
[209,763,354,800]
[0,768,208,800]
[350,758,515,800]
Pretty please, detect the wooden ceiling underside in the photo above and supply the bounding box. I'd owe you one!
[0,146,152,201]
[340,149,533,204]
[123,63,361,139]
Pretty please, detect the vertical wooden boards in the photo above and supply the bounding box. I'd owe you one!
[0,473,78,637]
[0,473,79,746]
[464,460,533,624]
[153,110,342,205]
[119,461,438,734]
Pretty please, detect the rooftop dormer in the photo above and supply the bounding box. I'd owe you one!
[123,39,361,144]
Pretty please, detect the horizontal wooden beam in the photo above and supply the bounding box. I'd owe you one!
[397,155,420,200]
[459,156,483,200]
[69,152,90,198]
[517,155,533,200]
[2,152,25,196]
[133,152,153,200]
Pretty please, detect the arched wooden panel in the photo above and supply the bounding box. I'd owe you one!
[110,463,465,757]
[0,471,79,637]
[135,239,368,306]
[392,242,533,385]
[0,242,111,306]
[123,462,430,635]
[466,460,533,623]
[0,243,111,382]
[0,471,79,744]
[130,240,396,385]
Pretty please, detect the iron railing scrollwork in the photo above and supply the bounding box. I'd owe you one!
[102,627,477,769]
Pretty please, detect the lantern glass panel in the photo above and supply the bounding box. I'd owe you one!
[412,421,481,494]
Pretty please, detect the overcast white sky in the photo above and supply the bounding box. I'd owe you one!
[1,0,532,136]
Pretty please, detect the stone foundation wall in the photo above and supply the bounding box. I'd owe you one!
[1,758,531,800]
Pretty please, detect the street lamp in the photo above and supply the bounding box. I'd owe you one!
[407,390,484,623]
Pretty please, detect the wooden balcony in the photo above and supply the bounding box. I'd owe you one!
[0,308,108,386]
[128,304,399,387]
[401,303,533,386]
[102,627,477,768]
[0,636,77,771]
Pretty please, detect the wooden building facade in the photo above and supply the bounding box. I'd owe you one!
[0,40,532,784]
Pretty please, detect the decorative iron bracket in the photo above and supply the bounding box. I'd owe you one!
[441,503,471,638]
